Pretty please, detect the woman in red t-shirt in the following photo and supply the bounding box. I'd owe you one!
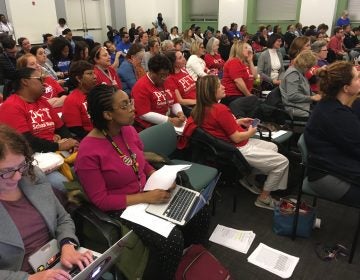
[204,37,225,78]
[16,53,67,111]
[88,45,122,89]
[221,41,257,105]
[165,50,196,116]
[63,61,97,139]
[186,75,289,210]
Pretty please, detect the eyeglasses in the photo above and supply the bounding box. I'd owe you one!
[113,99,135,111]
[320,49,328,52]
[27,76,44,83]
[0,161,30,179]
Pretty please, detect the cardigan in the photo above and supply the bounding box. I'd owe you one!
[257,49,285,84]
[0,167,78,279]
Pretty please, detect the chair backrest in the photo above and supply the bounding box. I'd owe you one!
[297,134,308,165]
[190,127,251,177]
[138,122,177,157]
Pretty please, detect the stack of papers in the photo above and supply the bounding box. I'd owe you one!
[247,243,299,279]
[209,224,256,254]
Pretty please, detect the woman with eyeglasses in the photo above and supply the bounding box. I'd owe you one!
[62,61,97,139]
[75,84,209,280]
[0,68,78,192]
[305,61,360,206]
[0,124,93,279]
[117,43,146,96]
[132,54,185,131]
[16,53,67,112]
[88,45,122,89]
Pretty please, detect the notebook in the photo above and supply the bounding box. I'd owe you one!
[28,231,133,280]
[145,174,219,226]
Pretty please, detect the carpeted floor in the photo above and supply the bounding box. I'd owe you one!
[207,160,360,280]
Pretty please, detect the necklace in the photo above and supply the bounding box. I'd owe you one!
[96,66,118,86]
[102,129,142,191]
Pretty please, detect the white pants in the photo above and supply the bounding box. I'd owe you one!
[238,138,289,192]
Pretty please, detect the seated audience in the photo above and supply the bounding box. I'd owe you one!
[48,37,73,78]
[343,24,360,60]
[169,26,180,40]
[0,37,18,85]
[160,40,175,53]
[30,46,60,82]
[288,36,311,62]
[305,61,360,206]
[257,33,285,89]
[55,17,68,37]
[62,61,96,139]
[221,41,257,105]
[173,38,183,52]
[305,40,329,92]
[75,84,209,280]
[88,45,122,89]
[165,50,196,116]
[218,34,231,61]
[73,40,89,62]
[182,28,194,59]
[115,32,131,64]
[328,27,349,61]
[42,33,54,56]
[17,53,66,109]
[0,67,78,191]
[204,37,225,78]
[0,124,93,278]
[16,37,31,58]
[186,41,208,81]
[132,54,185,131]
[283,24,296,52]
[336,10,350,27]
[142,38,161,72]
[62,28,75,54]
[117,43,146,96]
[183,76,289,209]
[280,50,321,117]
[103,41,121,69]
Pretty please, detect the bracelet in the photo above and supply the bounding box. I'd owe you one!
[60,238,78,250]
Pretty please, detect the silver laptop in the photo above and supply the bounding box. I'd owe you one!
[29,231,133,280]
[146,175,219,226]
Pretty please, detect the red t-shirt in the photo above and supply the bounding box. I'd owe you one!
[165,69,196,100]
[204,53,225,70]
[42,76,65,100]
[305,65,320,92]
[222,58,254,97]
[132,74,177,128]
[201,103,248,147]
[0,94,63,140]
[62,88,93,131]
[94,66,122,89]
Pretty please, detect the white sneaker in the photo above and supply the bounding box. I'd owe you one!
[239,177,262,195]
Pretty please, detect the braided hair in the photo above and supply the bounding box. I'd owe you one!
[87,84,117,130]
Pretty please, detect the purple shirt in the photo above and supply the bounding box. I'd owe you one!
[75,126,154,211]
[1,195,51,272]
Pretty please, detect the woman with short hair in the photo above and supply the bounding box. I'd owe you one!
[204,37,225,78]
[186,41,208,81]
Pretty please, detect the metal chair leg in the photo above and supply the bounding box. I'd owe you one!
[349,211,360,263]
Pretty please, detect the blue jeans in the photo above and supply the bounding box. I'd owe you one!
[46,171,68,192]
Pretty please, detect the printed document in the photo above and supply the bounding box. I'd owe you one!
[121,203,175,238]
[247,243,299,279]
[144,164,191,191]
[255,130,288,139]
[209,224,256,254]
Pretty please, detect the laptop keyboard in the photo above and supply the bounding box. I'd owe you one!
[69,255,98,277]
[164,188,196,221]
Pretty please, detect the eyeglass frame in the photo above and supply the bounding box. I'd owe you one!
[27,76,44,83]
[112,98,135,111]
[0,161,30,179]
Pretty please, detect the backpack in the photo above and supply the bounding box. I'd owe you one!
[175,244,232,280]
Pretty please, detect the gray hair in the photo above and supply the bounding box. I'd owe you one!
[206,37,219,55]
[311,40,327,53]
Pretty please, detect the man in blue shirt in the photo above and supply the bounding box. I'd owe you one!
[116,32,132,64]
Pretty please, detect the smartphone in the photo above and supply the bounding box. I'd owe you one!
[252,118,260,127]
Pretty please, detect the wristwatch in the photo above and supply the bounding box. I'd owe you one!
[60,238,79,249]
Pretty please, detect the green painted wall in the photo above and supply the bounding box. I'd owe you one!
[181,0,218,32]
[246,0,302,35]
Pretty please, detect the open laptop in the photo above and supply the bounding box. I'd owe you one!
[28,231,133,280]
[145,173,220,226]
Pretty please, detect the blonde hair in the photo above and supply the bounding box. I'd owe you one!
[16,53,35,69]
[190,40,203,55]
[229,41,250,61]
[293,50,317,71]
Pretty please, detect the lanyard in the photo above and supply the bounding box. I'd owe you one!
[96,66,118,86]
[102,130,142,191]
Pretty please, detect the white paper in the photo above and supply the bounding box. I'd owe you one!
[174,121,186,135]
[209,224,256,254]
[255,130,288,139]
[247,243,299,279]
[144,164,191,191]
[120,203,175,238]
[261,91,271,97]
